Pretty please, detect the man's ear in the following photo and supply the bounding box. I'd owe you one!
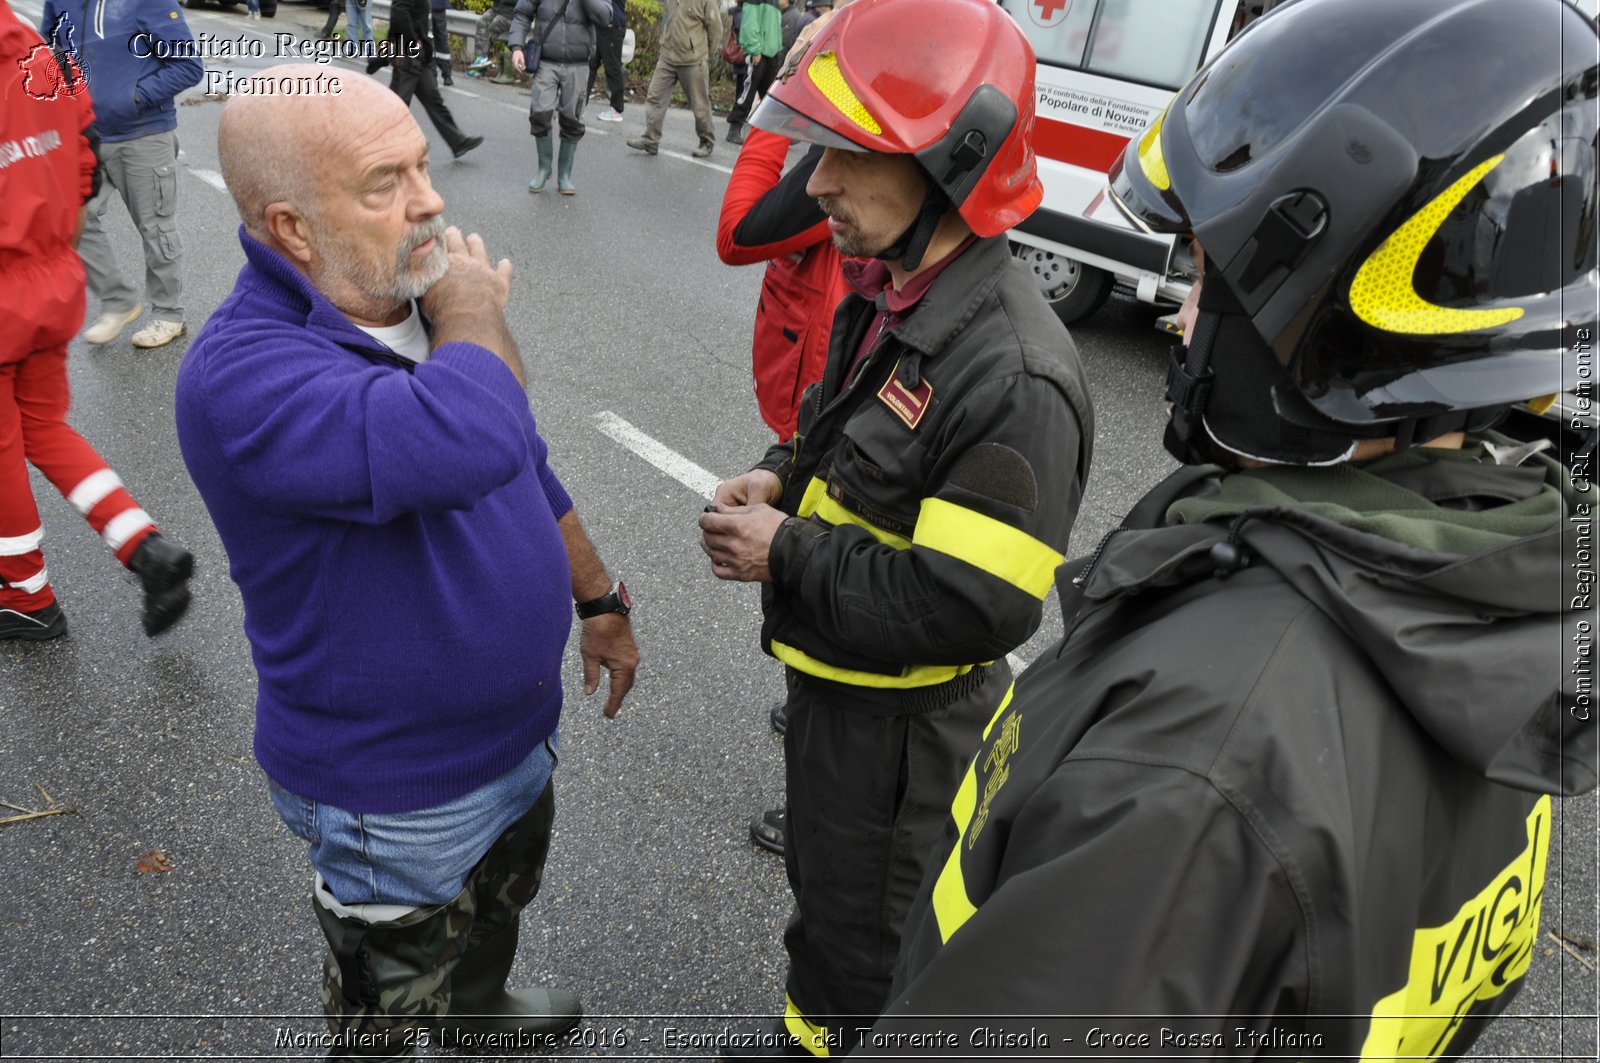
[263,202,314,265]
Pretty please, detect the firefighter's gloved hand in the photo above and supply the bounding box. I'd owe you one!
[699,503,786,583]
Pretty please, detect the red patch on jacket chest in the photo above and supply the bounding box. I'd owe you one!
[877,362,933,430]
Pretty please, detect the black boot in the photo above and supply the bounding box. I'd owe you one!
[437,913,582,1041]
[127,533,193,636]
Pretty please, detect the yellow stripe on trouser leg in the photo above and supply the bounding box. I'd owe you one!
[785,994,831,1057]
[914,497,1064,600]
[931,683,1016,942]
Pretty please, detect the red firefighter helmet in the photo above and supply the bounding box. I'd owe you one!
[750,0,1043,238]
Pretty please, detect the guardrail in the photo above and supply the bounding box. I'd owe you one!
[367,1,484,40]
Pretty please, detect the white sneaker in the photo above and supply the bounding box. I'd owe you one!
[249,9,261,18]
[596,108,624,122]
[82,304,143,345]
[131,319,187,349]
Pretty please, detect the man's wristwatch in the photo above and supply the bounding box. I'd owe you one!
[575,581,632,620]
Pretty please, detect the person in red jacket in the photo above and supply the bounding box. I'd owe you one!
[0,0,194,640]
[716,124,851,858]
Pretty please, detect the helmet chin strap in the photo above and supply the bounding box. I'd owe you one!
[878,190,950,273]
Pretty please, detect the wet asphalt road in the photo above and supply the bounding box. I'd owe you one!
[0,3,1594,1059]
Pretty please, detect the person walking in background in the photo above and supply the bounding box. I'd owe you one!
[345,0,373,52]
[509,0,609,194]
[587,0,628,122]
[625,0,721,158]
[723,0,779,144]
[317,0,343,40]
[1,0,195,640]
[388,0,484,158]
[40,0,202,350]
[430,0,453,84]
[700,0,1092,1051]
[180,69,639,1049]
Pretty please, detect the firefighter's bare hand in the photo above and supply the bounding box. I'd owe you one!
[711,469,783,509]
[699,504,786,583]
[579,612,639,719]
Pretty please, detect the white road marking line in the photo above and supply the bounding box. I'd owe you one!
[447,86,482,98]
[590,411,1036,673]
[190,168,228,193]
[659,148,733,175]
[592,411,722,500]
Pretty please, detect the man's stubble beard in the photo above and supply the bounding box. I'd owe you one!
[320,215,449,309]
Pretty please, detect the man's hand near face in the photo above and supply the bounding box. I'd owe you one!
[422,226,524,384]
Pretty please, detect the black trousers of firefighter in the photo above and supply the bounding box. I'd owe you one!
[781,661,1010,1052]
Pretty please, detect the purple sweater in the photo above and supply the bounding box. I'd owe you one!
[176,230,574,814]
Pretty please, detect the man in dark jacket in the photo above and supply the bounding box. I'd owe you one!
[384,0,482,158]
[510,0,609,194]
[40,0,201,349]
[866,0,1599,1056]
[586,0,627,121]
[699,0,1092,1052]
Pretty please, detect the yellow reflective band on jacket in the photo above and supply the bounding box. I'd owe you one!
[914,497,1063,601]
[771,639,976,689]
[785,994,831,1057]
[797,476,912,549]
[1359,796,1551,1062]
[1350,155,1525,336]
[930,683,1017,943]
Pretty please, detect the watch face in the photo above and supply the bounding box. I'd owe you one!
[616,581,632,612]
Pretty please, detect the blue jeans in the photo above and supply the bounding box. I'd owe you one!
[345,0,373,44]
[269,735,557,908]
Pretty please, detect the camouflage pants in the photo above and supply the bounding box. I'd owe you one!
[312,781,556,1051]
[475,11,512,62]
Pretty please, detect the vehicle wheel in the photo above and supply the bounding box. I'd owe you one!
[1011,242,1114,325]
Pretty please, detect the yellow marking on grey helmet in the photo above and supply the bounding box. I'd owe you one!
[1137,107,1171,191]
[1350,155,1526,335]
[806,50,882,136]
[1526,393,1557,416]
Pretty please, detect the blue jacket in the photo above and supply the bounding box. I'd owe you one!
[176,230,575,815]
[39,0,202,142]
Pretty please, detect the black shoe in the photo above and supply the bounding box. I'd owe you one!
[0,602,67,641]
[452,134,484,158]
[128,533,193,637]
[749,808,785,856]
[442,73,454,85]
[726,122,746,144]
[769,700,787,735]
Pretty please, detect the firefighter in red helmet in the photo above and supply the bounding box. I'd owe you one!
[698,0,1094,1053]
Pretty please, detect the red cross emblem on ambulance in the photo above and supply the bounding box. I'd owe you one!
[1028,0,1073,28]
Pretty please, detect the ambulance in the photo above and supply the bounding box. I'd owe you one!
[998,0,1286,324]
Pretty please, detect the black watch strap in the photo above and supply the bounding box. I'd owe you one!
[575,580,631,620]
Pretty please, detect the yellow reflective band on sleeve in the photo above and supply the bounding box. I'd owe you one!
[1350,155,1526,336]
[1359,796,1550,1062]
[795,476,913,549]
[806,51,882,136]
[1137,108,1171,191]
[914,497,1064,601]
[784,995,831,1057]
[771,639,974,689]
[931,683,1016,944]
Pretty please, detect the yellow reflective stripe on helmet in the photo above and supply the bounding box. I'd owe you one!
[1526,393,1558,416]
[807,51,882,136]
[1350,155,1526,335]
[914,497,1063,601]
[784,995,831,1057]
[931,683,1016,943]
[1137,107,1171,191]
[771,639,975,689]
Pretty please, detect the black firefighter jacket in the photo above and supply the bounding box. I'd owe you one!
[870,437,1597,1057]
[754,235,1095,712]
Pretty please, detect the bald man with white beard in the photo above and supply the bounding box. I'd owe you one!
[175,68,638,1058]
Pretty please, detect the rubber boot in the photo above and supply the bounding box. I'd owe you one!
[556,138,577,195]
[528,134,554,193]
[312,899,443,1060]
[438,913,582,1039]
[491,49,517,84]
